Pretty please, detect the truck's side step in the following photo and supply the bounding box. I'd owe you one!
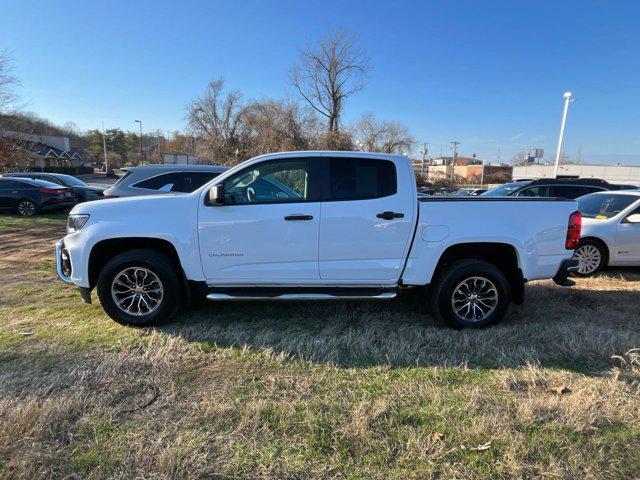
[205,287,397,301]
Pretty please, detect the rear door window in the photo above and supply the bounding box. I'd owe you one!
[133,172,222,193]
[171,172,222,193]
[0,180,19,189]
[549,185,587,199]
[133,172,183,191]
[326,157,396,201]
[517,185,549,197]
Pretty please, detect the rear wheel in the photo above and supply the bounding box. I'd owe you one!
[97,249,183,327]
[573,239,606,276]
[16,199,37,217]
[430,259,511,328]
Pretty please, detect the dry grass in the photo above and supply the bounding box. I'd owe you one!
[0,213,639,479]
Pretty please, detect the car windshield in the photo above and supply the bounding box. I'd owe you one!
[577,194,639,219]
[482,182,528,196]
[56,174,87,187]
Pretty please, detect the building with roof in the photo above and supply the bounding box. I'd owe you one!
[513,164,640,186]
[0,131,85,168]
[413,155,512,184]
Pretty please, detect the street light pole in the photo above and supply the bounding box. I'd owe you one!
[134,120,143,165]
[553,92,575,178]
[101,121,108,173]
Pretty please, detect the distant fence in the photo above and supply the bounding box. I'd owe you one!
[27,166,94,175]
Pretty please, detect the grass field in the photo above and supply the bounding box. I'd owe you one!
[1,213,639,479]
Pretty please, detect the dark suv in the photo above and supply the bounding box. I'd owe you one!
[483,178,635,199]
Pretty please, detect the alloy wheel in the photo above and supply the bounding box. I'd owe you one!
[111,267,164,316]
[451,276,499,322]
[18,201,35,216]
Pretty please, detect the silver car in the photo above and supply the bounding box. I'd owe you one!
[103,164,228,198]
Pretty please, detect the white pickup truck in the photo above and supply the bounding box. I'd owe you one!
[56,151,581,329]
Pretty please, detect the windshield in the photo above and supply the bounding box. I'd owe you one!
[577,194,639,219]
[56,174,88,187]
[482,182,528,196]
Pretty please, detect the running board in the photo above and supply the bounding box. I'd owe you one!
[206,291,397,301]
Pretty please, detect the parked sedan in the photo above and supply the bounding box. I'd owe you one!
[1,172,105,202]
[103,164,229,198]
[573,191,640,275]
[0,178,76,216]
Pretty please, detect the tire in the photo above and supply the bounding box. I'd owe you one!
[430,259,511,329]
[573,239,606,277]
[16,199,38,217]
[96,249,183,327]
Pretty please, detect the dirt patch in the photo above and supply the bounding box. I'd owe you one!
[0,221,65,274]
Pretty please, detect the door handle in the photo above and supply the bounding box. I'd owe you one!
[377,211,404,220]
[284,214,313,221]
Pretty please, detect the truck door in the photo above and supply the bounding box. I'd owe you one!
[318,156,416,282]
[198,157,321,283]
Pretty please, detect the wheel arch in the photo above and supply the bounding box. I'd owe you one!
[579,236,610,266]
[88,237,185,289]
[433,242,525,304]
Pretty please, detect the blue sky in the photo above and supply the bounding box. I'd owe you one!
[2,0,639,164]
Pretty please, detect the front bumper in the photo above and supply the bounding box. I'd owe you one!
[56,238,92,303]
[55,239,74,284]
[552,258,580,286]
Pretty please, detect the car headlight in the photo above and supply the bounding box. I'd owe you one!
[67,214,90,233]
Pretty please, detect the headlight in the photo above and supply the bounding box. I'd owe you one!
[67,214,90,233]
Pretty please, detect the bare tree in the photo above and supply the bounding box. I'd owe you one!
[290,30,370,135]
[510,151,529,166]
[186,78,247,164]
[355,113,414,154]
[242,99,312,156]
[0,50,20,114]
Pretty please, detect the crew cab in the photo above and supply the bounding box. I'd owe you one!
[56,151,580,329]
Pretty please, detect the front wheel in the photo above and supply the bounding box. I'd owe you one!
[430,260,511,329]
[97,249,183,327]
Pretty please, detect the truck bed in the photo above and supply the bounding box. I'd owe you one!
[401,196,578,285]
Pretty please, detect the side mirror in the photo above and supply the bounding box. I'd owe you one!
[624,213,640,224]
[158,183,174,193]
[207,185,225,206]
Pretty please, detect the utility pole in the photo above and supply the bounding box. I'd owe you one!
[577,142,583,164]
[421,142,429,182]
[450,141,460,181]
[134,120,144,165]
[101,121,108,173]
[480,159,485,187]
[553,92,575,178]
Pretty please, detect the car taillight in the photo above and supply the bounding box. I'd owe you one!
[39,188,66,194]
[566,210,582,250]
